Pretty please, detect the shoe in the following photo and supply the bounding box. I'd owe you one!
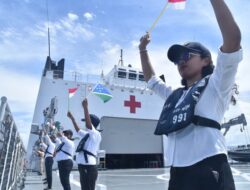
[43,178,47,181]
[43,181,48,184]
[37,172,43,175]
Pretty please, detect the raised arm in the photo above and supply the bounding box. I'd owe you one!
[211,0,241,52]
[67,111,80,132]
[82,98,92,130]
[139,33,156,82]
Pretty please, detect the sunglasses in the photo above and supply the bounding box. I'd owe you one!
[174,52,201,65]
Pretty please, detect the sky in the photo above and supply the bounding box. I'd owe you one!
[0,0,250,148]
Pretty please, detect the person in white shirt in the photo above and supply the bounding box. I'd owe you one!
[67,98,101,190]
[41,134,56,190]
[54,129,75,190]
[139,0,242,190]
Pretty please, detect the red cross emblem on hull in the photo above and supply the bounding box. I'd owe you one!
[124,95,141,113]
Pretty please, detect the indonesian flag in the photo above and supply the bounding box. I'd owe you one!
[68,87,78,98]
[168,0,186,10]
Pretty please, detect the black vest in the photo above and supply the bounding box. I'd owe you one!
[76,134,90,153]
[76,133,97,163]
[44,145,53,157]
[155,76,220,136]
[55,142,72,157]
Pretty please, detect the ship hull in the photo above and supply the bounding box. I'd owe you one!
[228,150,250,162]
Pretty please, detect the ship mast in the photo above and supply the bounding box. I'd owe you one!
[46,0,51,59]
[118,49,124,66]
[46,0,52,70]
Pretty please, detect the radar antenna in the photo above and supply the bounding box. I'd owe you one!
[46,0,51,58]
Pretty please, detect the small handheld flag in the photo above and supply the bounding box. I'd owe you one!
[68,87,78,98]
[68,87,78,111]
[148,0,186,33]
[92,83,113,103]
[169,0,186,10]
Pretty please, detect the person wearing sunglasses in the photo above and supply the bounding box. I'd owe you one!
[139,0,242,190]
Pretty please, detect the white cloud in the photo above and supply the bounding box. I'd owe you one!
[83,12,95,21]
[52,15,95,41]
[0,67,40,148]
[131,40,139,48]
[0,67,39,111]
[68,13,79,21]
[4,13,96,58]
[101,41,121,55]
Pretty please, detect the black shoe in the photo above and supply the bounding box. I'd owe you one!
[43,181,48,184]
[43,178,47,181]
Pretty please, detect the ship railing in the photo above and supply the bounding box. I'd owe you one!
[45,69,102,84]
[228,144,250,151]
[107,78,148,91]
[0,96,26,190]
[46,69,152,93]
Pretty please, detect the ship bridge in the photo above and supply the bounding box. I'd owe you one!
[103,64,146,89]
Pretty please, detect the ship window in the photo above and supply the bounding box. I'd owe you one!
[128,70,136,80]
[118,71,127,78]
[139,74,145,81]
[128,73,137,80]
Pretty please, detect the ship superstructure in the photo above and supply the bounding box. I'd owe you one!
[27,55,167,169]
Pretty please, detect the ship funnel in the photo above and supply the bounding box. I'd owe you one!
[42,56,65,79]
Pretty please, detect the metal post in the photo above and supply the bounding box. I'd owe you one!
[0,97,7,122]
[6,132,17,190]
[0,120,14,190]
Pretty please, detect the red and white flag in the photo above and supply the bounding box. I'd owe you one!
[168,0,186,10]
[68,87,78,98]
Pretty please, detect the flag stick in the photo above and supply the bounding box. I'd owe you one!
[68,94,70,111]
[148,2,169,34]
[85,84,91,99]
[85,84,87,98]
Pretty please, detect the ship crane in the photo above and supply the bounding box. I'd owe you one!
[222,113,247,136]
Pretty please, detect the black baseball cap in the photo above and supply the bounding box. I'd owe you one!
[63,129,73,137]
[81,114,100,128]
[167,42,211,64]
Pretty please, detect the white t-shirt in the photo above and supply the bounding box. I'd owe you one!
[76,127,101,165]
[54,136,75,162]
[148,48,243,167]
[41,135,55,158]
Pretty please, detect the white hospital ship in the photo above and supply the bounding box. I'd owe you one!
[27,53,167,170]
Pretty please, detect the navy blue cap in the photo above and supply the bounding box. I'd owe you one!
[63,129,73,137]
[168,42,211,63]
[81,114,100,128]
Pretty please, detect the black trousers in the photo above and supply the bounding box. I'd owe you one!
[78,164,98,190]
[58,159,73,190]
[45,157,54,188]
[168,154,235,190]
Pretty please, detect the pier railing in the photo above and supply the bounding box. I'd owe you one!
[0,96,26,190]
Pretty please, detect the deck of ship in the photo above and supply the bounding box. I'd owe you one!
[23,163,250,190]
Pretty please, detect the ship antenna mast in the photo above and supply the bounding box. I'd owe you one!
[118,49,124,66]
[46,0,51,58]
